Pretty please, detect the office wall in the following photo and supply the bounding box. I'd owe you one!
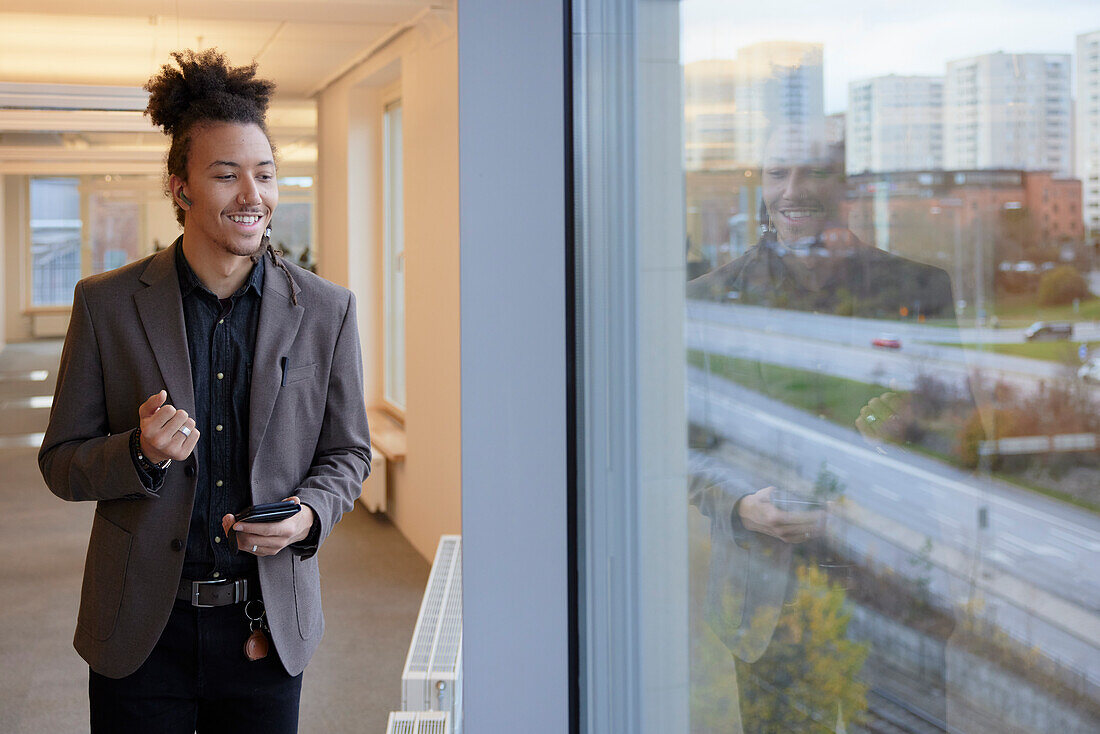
[317,16,461,561]
[2,176,31,343]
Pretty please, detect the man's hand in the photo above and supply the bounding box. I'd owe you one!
[738,486,824,544]
[139,390,199,464]
[221,497,316,557]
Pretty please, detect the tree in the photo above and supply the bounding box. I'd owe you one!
[724,565,869,732]
[1036,265,1089,306]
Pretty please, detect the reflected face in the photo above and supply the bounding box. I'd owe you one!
[761,137,841,244]
[173,121,278,259]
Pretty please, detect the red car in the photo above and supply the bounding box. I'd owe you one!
[872,333,901,349]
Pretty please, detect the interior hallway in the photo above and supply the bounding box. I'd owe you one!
[0,340,429,734]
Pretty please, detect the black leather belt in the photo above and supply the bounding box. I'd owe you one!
[176,577,256,607]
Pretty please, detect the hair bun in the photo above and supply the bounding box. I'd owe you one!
[144,49,275,135]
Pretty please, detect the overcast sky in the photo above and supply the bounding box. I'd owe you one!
[682,0,1100,114]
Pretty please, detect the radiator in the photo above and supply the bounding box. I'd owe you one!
[385,711,450,734]
[401,535,463,734]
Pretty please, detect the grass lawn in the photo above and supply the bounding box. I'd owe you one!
[956,292,1100,327]
[688,349,1100,514]
[687,349,896,426]
[928,340,1100,363]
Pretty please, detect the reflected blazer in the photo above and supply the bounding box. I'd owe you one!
[39,241,371,679]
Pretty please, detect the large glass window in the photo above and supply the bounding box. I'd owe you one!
[384,99,406,411]
[575,2,1100,732]
[681,5,1100,732]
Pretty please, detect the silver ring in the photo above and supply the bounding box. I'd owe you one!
[178,426,192,437]
[252,544,259,553]
[866,415,876,423]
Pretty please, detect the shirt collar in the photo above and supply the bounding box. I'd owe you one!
[175,240,266,300]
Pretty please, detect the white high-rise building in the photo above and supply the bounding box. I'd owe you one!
[683,41,824,170]
[944,52,1071,178]
[846,75,943,175]
[1077,30,1100,235]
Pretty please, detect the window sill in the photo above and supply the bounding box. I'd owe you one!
[367,407,406,463]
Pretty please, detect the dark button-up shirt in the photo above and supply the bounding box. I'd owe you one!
[176,244,264,581]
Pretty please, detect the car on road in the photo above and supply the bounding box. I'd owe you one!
[1024,321,1073,341]
[872,333,901,349]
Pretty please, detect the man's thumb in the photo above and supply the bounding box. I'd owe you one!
[139,390,167,418]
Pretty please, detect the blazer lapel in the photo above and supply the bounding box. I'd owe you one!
[249,256,304,472]
[134,242,196,416]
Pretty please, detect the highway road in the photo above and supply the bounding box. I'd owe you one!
[688,366,1100,684]
[687,300,1091,395]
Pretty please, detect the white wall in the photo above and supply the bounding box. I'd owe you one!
[317,13,461,561]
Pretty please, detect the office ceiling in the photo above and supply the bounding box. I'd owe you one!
[0,0,440,98]
[0,1,447,171]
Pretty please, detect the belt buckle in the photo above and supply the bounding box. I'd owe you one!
[191,578,245,608]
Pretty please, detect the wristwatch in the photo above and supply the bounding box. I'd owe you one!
[133,428,172,471]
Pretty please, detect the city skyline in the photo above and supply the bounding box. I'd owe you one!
[682,0,1100,114]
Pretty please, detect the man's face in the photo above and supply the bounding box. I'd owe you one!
[761,142,841,244]
[174,121,278,258]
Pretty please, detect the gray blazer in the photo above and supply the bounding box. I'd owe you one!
[39,241,371,679]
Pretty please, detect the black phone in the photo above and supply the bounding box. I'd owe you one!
[235,500,301,523]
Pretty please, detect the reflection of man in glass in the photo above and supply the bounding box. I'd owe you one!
[691,128,954,317]
[687,127,956,732]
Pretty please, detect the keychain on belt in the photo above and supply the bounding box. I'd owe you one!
[244,599,269,661]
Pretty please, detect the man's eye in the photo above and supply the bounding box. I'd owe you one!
[766,168,788,178]
[811,168,831,178]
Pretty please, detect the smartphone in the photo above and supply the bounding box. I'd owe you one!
[235,500,301,523]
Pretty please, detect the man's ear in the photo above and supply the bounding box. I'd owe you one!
[169,175,191,209]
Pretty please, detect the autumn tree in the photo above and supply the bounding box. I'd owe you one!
[693,564,870,732]
[1037,265,1089,306]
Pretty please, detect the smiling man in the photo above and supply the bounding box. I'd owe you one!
[38,50,371,733]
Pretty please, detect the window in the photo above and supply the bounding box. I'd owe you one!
[29,175,150,307]
[575,3,1100,732]
[383,99,406,411]
[274,177,315,271]
[29,177,82,307]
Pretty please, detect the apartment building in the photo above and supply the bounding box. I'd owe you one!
[846,75,943,174]
[944,52,1072,178]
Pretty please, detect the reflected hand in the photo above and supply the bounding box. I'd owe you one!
[855,391,905,445]
[738,486,824,544]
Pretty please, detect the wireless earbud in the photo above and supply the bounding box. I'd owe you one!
[179,191,192,207]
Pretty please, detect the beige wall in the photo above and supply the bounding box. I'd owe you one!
[3,176,31,342]
[317,16,461,561]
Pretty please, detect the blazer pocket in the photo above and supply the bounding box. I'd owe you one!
[291,553,322,639]
[77,511,132,642]
[282,362,317,386]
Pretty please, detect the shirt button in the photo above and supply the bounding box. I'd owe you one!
[218,319,224,325]
[217,372,224,380]
[215,424,223,432]
[171,539,183,551]
[216,480,224,487]
[185,466,196,477]
[212,571,220,578]
[215,536,222,544]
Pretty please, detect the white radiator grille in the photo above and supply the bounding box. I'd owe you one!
[386,711,450,734]
[402,535,463,734]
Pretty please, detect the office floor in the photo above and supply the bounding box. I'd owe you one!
[0,340,428,734]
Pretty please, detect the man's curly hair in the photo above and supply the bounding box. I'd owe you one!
[144,49,276,227]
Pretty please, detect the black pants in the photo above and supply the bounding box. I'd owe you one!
[89,598,303,734]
